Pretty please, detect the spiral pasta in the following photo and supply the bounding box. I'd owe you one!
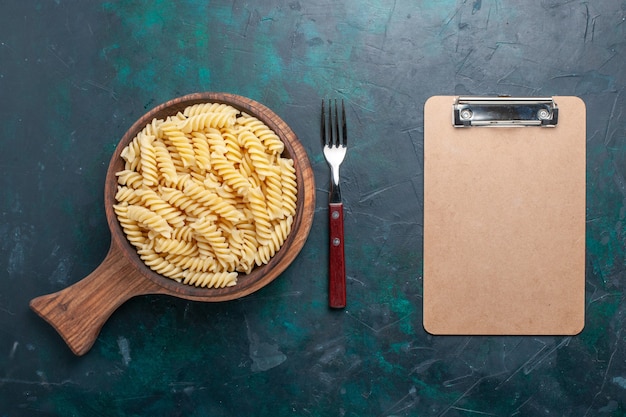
[255,216,294,266]
[238,130,273,180]
[178,108,239,133]
[182,270,238,288]
[153,140,178,185]
[238,113,285,156]
[161,122,196,168]
[190,131,212,171]
[126,205,173,239]
[279,158,298,217]
[137,134,159,186]
[114,102,298,289]
[182,179,245,223]
[136,188,186,228]
[183,102,232,117]
[116,169,143,189]
[210,150,251,196]
[113,203,147,249]
[121,135,142,171]
[115,186,141,205]
[264,165,285,220]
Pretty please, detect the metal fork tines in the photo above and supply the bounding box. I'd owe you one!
[321,99,347,309]
[322,99,347,203]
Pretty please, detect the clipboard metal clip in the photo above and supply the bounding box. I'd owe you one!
[453,96,558,127]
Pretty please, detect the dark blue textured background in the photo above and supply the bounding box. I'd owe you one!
[1,1,625,415]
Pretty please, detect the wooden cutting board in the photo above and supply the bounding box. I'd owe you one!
[30,93,316,355]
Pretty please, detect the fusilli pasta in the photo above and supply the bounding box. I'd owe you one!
[114,102,298,289]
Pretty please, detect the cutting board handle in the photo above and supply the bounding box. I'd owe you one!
[30,242,165,356]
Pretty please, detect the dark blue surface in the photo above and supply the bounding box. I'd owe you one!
[1,1,625,415]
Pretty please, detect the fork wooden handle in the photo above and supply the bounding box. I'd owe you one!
[328,202,346,308]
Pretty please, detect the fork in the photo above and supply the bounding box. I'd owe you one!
[322,99,347,309]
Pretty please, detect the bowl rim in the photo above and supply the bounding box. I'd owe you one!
[104,92,315,301]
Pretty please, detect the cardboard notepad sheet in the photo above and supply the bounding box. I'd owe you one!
[423,96,586,335]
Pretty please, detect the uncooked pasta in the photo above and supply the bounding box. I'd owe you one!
[113,103,297,288]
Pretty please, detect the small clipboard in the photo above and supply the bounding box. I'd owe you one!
[423,96,586,335]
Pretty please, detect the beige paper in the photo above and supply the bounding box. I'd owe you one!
[423,96,586,335]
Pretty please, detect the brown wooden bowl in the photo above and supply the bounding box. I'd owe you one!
[30,93,316,355]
